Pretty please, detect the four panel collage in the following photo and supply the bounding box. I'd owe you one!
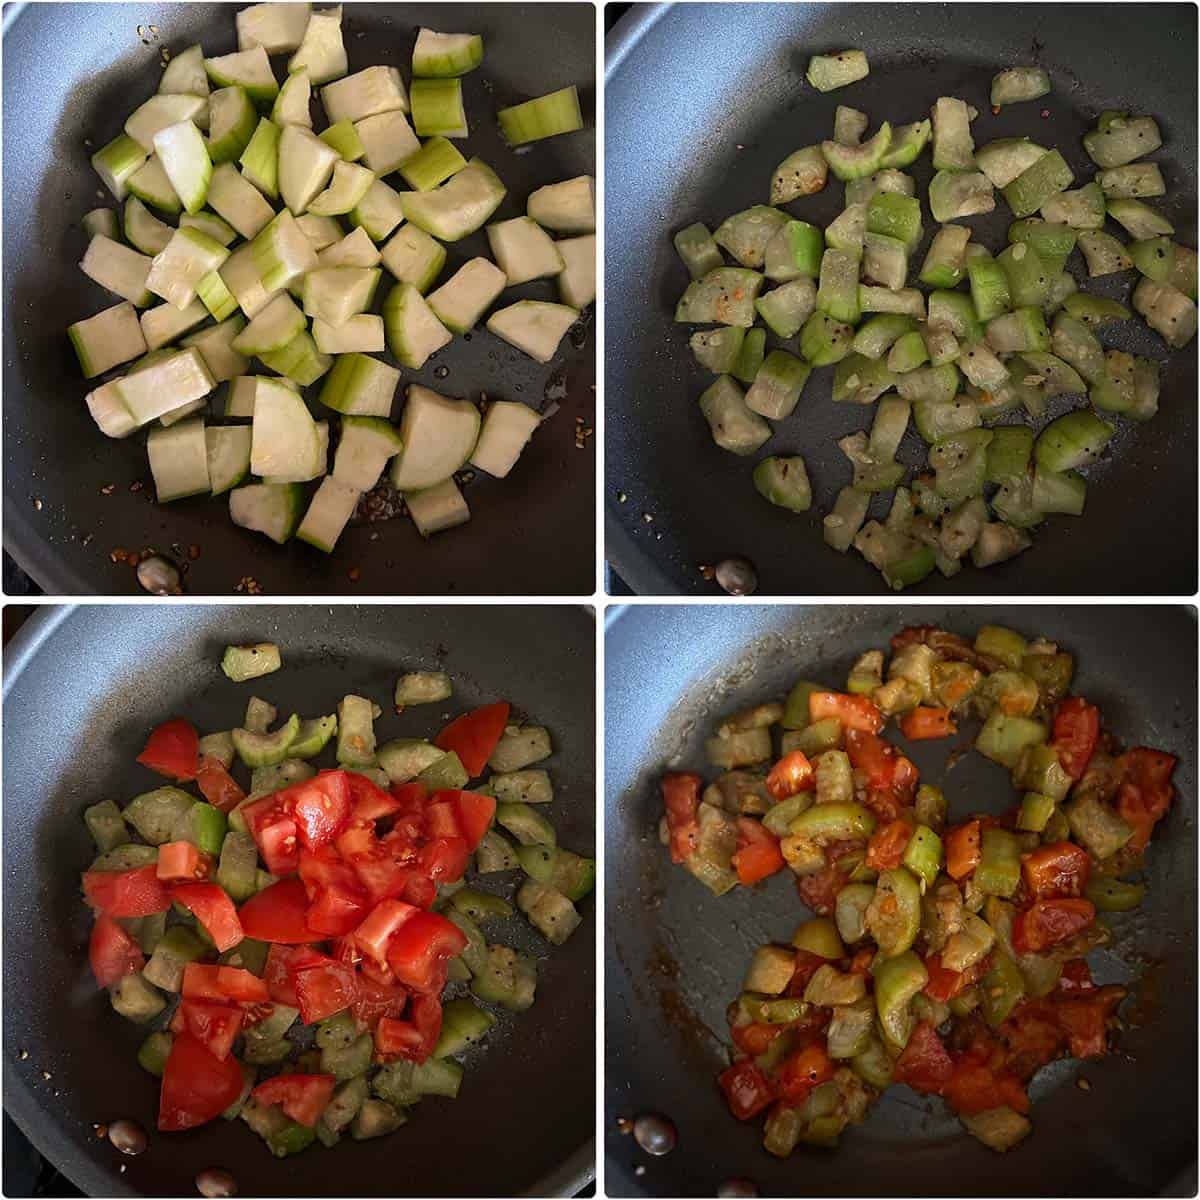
[0,2,1195,1198]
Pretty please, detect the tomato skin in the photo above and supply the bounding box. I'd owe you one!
[717,1059,776,1121]
[1020,842,1090,900]
[1051,698,1100,781]
[809,692,884,734]
[1116,746,1177,851]
[374,993,443,1063]
[177,1000,245,1061]
[159,1033,248,1131]
[195,756,245,814]
[182,963,270,1005]
[291,953,359,1025]
[264,946,301,1007]
[1012,899,1095,955]
[893,1022,954,1094]
[172,882,244,952]
[156,841,213,882]
[252,1074,337,1128]
[866,820,913,871]
[436,790,495,851]
[795,865,847,917]
[776,1042,835,1103]
[434,702,510,777]
[239,878,324,944]
[899,706,957,740]
[660,773,702,864]
[89,914,145,988]
[137,718,200,782]
[766,751,815,801]
[353,899,420,964]
[945,820,982,880]
[385,910,467,993]
[82,865,172,918]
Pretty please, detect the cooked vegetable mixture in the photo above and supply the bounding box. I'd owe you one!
[658,623,1177,1155]
[72,5,594,552]
[673,51,1197,589]
[83,642,592,1155]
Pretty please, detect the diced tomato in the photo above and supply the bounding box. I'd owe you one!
[809,691,884,733]
[731,1022,783,1057]
[238,878,323,944]
[795,865,847,917]
[434,702,510,777]
[263,945,301,1006]
[195,756,245,814]
[291,952,359,1025]
[766,751,815,801]
[732,819,785,886]
[943,1060,1029,1116]
[441,789,496,851]
[240,794,301,876]
[346,771,403,821]
[373,993,443,1064]
[1116,746,1177,851]
[297,845,360,897]
[923,952,989,1003]
[849,947,875,976]
[419,836,470,884]
[1012,898,1096,955]
[177,1000,244,1061]
[1020,842,1090,900]
[89,914,145,988]
[359,956,398,988]
[251,1074,337,1128]
[1057,959,1095,993]
[308,886,370,937]
[866,820,913,871]
[424,800,461,840]
[844,730,918,820]
[136,718,199,782]
[82,865,171,918]
[661,773,702,864]
[158,1033,247,1132]
[776,1042,835,1103]
[1050,698,1100,781]
[385,910,467,993]
[156,841,212,883]
[353,898,420,964]
[288,771,353,851]
[999,999,1064,1079]
[352,976,407,1032]
[899,706,957,740]
[1055,985,1125,1059]
[387,784,428,842]
[945,820,982,880]
[172,882,244,953]
[182,962,270,1005]
[717,1059,776,1121]
[297,846,370,933]
[893,1022,954,1094]
[785,949,826,998]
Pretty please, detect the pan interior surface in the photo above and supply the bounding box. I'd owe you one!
[604,603,1197,1196]
[3,604,595,1198]
[2,3,595,596]
[605,3,1197,596]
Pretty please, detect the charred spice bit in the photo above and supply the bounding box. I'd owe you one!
[1040,108,1051,119]
[130,480,144,492]
[617,1117,634,1135]
[94,1124,108,1139]
[101,484,115,496]
[348,567,361,582]
[1077,1077,1092,1091]
[188,544,201,561]
[110,547,131,564]
[699,564,716,581]
[991,104,1001,116]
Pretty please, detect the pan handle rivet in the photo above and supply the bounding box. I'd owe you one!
[107,1119,146,1156]
[633,1113,677,1155]
[715,557,758,596]
[196,1168,237,1197]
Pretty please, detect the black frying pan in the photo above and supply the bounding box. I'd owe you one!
[2,3,595,596]
[604,4,1198,596]
[2,603,595,1197]
[604,604,1197,1196]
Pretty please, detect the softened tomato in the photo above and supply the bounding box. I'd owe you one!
[845,730,918,820]
[732,818,785,885]
[136,718,199,782]
[159,1033,247,1131]
[866,820,913,871]
[1021,842,1090,900]
[239,878,323,944]
[434,702,510,777]
[195,756,245,813]
[943,1060,1029,1116]
[251,1074,337,1128]
[156,841,212,882]
[385,910,467,993]
[1013,899,1095,955]
[795,865,847,917]
[776,1042,834,1103]
[661,773,702,864]
[730,1022,783,1057]
[809,692,884,734]
[717,1059,776,1121]
[291,953,359,1025]
[766,751,815,801]
[893,1022,954,1094]
[945,820,982,880]
[899,707,957,740]
[82,865,171,918]
[784,949,827,998]
[1051,698,1100,781]
[172,882,244,952]
[923,952,989,1003]
[1116,747,1177,851]
[1055,985,1125,1058]
[89,914,144,988]
[177,1000,244,1061]
[374,993,443,1063]
[1057,959,1095,993]
[182,963,269,1005]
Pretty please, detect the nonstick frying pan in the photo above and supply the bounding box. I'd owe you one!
[605,603,1197,1196]
[2,603,595,1197]
[2,3,595,596]
[604,4,1198,596]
